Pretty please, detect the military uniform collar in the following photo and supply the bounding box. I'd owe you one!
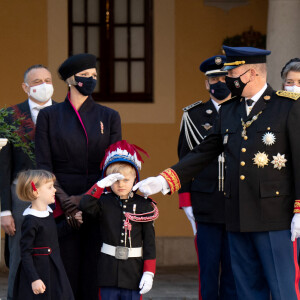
[245,83,268,104]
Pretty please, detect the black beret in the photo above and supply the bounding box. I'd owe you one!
[58,53,97,81]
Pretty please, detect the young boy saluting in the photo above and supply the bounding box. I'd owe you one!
[79,140,158,300]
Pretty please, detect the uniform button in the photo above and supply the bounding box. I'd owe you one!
[224,192,226,196]
[121,233,124,236]
[123,205,126,208]
[48,249,51,252]
[240,175,245,180]
[244,136,248,140]
[226,129,228,132]
[122,226,125,229]
[121,240,124,243]
[123,211,125,214]
[276,191,279,195]
[267,127,270,130]
[125,200,128,202]
[123,220,125,222]
[240,161,245,166]
[241,148,246,152]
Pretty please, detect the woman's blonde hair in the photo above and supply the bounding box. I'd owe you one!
[106,162,136,177]
[16,169,56,202]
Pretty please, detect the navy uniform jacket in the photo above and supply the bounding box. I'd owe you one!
[79,188,156,291]
[13,211,74,300]
[178,99,225,223]
[35,95,122,196]
[0,100,55,211]
[170,85,300,232]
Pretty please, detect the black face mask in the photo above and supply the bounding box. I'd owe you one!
[74,76,97,96]
[225,69,250,98]
[209,81,231,101]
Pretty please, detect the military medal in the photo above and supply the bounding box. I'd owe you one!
[253,151,269,168]
[241,111,263,137]
[206,109,213,115]
[262,132,276,146]
[202,123,212,131]
[215,57,222,65]
[271,153,287,170]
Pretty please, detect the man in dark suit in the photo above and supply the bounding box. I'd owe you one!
[178,55,236,300]
[0,64,55,300]
[135,46,300,299]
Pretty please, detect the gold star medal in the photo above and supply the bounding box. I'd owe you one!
[253,151,269,168]
[271,153,287,170]
[262,132,276,146]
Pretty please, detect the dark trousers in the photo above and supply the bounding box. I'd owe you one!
[195,222,237,300]
[99,287,142,300]
[228,230,300,300]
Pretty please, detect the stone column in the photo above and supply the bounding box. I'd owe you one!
[267,0,300,89]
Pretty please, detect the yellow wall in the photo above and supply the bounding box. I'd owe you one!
[0,0,268,237]
[0,0,49,106]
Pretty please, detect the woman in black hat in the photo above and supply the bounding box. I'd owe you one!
[34,53,122,300]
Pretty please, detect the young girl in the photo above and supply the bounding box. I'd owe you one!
[13,169,80,300]
[79,140,159,300]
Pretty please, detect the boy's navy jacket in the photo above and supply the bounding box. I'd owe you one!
[79,190,156,291]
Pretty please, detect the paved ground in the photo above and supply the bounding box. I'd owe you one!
[0,266,198,300]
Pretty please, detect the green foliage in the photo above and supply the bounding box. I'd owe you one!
[223,27,266,49]
[0,107,35,164]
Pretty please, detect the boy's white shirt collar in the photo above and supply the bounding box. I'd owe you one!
[23,205,53,218]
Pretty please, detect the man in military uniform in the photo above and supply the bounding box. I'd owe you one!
[178,55,236,300]
[135,46,300,299]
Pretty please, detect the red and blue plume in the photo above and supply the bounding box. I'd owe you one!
[100,140,149,172]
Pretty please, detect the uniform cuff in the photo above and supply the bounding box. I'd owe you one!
[294,200,300,213]
[179,193,191,208]
[86,183,104,199]
[143,259,156,274]
[159,168,181,195]
[0,210,12,217]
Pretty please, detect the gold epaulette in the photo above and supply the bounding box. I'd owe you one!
[276,90,300,101]
[183,101,202,112]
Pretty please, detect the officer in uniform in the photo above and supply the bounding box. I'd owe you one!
[178,55,236,300]
[135,46,300,300]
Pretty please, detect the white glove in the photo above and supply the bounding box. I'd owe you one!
[97,173,124,188]
[133,175,170,196]
[291,213,300,241]
[182,206,197,235]
[139,271,154,294]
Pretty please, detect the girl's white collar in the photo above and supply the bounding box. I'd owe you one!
[23,205,53,218]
